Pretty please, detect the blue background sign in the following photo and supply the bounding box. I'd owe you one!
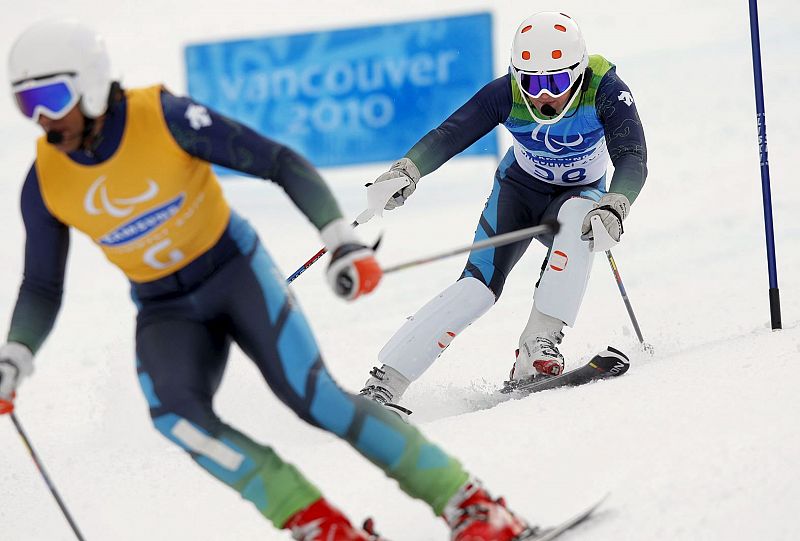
[185,13,496,169]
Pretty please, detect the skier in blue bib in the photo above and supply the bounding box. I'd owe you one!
[360,11,648,417]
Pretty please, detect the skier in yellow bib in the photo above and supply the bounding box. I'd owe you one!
[0,18,538,541]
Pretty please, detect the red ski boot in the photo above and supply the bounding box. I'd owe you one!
[443,479,538,541]
[284,498,384,540]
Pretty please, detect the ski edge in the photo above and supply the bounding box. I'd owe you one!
[499,362,594,395]
[527,493,609,541]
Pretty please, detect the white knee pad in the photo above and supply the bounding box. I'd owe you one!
[378,277,496,381]
[534,197,596,327]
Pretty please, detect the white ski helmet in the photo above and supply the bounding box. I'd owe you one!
[8,19,112,119]
[510,12,588,123]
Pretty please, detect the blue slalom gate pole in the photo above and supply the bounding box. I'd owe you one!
[748,0,781,330]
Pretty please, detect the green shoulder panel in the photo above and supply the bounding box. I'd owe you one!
[581,55,615,108]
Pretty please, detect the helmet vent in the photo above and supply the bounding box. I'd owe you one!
[551,50,562,59]
[521,51,531,60]
[521,25,533,33]
[554,24,567,32]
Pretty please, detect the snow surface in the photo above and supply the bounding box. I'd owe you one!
[2,1,800,540]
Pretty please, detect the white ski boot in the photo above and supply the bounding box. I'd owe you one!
[359,365,413,421]
[510,331,566,380]
[511,302,566,381]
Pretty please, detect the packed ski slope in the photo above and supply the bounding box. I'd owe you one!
[1,1,799,540]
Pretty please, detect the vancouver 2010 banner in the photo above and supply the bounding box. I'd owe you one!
[185,13,496,169]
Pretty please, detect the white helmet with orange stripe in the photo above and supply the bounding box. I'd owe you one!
[510,12,589,124]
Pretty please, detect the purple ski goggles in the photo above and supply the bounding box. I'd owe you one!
[517,69,574,98]
[13,75,79,121]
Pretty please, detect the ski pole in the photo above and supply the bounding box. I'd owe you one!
[606,250,653,354]
[286,176,409,284]
[286,220,358,284]
[9,412,86,541]
[383,221,559,275]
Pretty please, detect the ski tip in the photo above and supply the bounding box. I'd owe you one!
[592,492,611,509]
[584,492,612,522]
[572,492,612,521]
[527,492,611,541]
[590,347,630,378]
[604,345,629,361]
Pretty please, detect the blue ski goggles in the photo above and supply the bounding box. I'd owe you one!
[517,69,574,99]
[13,75,80,121]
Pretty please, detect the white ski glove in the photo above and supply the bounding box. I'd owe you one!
[580,193,630,251]
[0,342,34,413]
[321,219,383,301]
[369,157,421,210]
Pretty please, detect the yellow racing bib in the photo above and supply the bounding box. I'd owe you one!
[35,85,231,282]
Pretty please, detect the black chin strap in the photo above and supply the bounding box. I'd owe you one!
[79,117,97,150]
[581,67,594,92]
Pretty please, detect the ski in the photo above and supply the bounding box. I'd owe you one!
[523,494,608,540]
[500,346,629,395]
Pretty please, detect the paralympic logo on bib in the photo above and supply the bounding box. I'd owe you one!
[85,176,160,217]
[99,194,186,247]
[530,123,587,154]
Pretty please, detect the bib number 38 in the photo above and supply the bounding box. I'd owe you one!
[533,164,587,184]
